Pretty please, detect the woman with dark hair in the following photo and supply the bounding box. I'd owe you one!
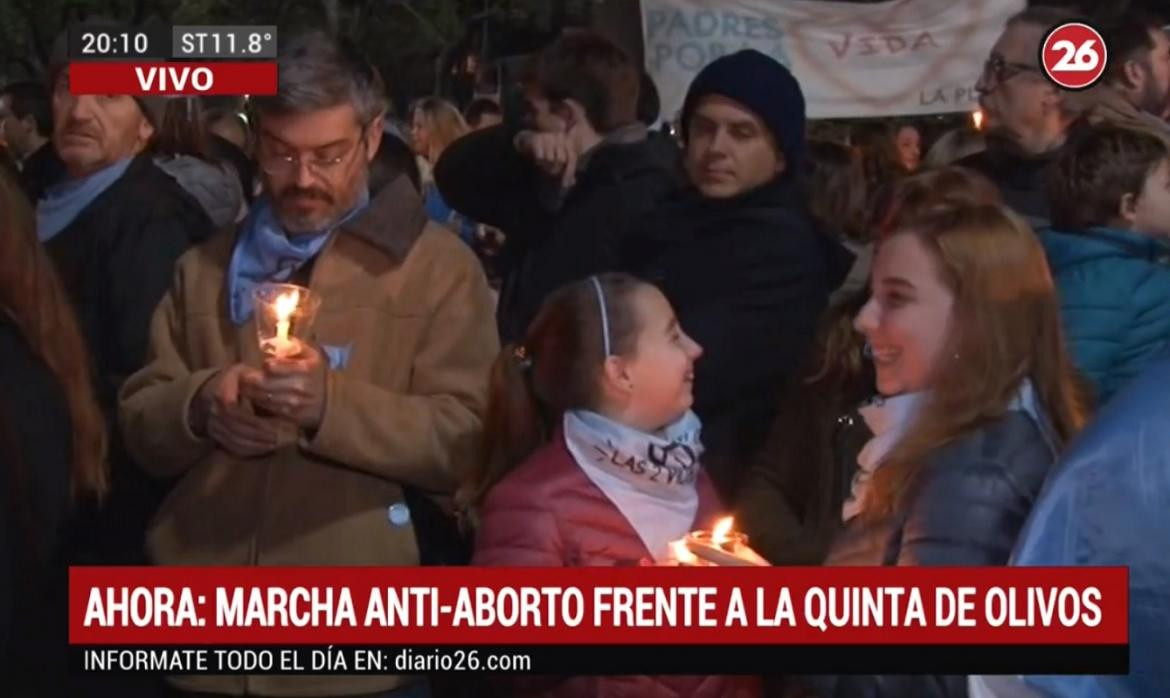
[0,167,107,692]
[152,98,246,227]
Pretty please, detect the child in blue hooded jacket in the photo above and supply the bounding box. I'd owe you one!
[1042,125,1170,404]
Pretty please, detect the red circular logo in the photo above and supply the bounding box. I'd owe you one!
[1041,22,1108,90]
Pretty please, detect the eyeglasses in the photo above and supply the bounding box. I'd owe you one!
[258,127,369,177]
[980,55,1043,87]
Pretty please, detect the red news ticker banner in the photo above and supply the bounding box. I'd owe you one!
[68,61,277,96]
[70,566,1127,646]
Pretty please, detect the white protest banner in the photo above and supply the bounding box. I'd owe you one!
[642,0,1025,120]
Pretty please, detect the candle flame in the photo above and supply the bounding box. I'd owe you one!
[972,109,984,131]
[712,517,734,545]
[670,540,698,565]
[274,290,300,322]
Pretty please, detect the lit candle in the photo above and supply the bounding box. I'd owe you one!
[268,290,300,358]
[711,517,735,551]
[683,517,768,567]
[972,109,984,131]
[670,540,704,566]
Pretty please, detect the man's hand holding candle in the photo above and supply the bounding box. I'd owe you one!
[191,364,282,458]
[244,343,328,431]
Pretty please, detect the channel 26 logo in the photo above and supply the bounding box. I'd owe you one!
[1041,21,1108,90]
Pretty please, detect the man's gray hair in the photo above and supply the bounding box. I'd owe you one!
[252,31,387,127]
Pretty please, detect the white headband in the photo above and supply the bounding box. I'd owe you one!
[589,276,612,358]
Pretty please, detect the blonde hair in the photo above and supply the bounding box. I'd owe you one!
[864,204,1087,517]
[411,97,469,163]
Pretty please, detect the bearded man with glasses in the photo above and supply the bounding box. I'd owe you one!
[118,31,498,698]
[957,6,1085,227]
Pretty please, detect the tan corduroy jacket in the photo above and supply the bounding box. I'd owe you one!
[118,175,499,696]
[1074,84,1170,145]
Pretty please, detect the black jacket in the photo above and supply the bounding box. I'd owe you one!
[801,411,1058,698]
[738,376,874,566]
[0,318,71,694]
[624,180,853,501]
[19,141,65,204]
[45,154,214,565]
[434,124,684,341]
[955,127,1090,227]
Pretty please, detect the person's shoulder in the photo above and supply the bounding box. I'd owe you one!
[925,412,1054,490]
[400,221,491,299]
[89,157,213,235]
[1045,228,1169,288]
[953,148,992,172]
[607,133,683,178]
[480,437,584,513]
[114,156,201,203]
[164,226,237,303]
[339,181,486,296]
[413,218,478,261]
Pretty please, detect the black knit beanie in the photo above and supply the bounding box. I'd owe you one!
[680,49,807,174]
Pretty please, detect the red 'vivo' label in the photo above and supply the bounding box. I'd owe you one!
[68,61,277,96]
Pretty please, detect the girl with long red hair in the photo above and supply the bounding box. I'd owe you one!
[0,168,106,691]
[792,202,1087,698]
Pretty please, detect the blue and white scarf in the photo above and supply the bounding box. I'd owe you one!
[226,189,369,326]
[564,409,704,563]
[36,158,133,241]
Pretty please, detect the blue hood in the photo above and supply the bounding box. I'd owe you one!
[1041,226,1170,271]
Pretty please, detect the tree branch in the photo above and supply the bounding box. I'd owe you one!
[388,0,449,47]
[14,0,49,67]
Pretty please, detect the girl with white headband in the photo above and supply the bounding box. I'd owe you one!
[460,272,760,698]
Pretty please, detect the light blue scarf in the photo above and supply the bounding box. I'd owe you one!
[36,158,133,241]
[563,409,704,563]
[226,189,368,326]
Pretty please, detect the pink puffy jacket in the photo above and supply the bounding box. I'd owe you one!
[473,431,763,698]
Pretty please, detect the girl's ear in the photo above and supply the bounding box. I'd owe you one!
[1118,191,1140,227]
[600,355,634,396]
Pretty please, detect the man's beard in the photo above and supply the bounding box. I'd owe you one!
[1134,63,1168,116]
[274,185,340,235]
[1138,81,1169,117]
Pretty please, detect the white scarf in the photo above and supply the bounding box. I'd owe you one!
[841,380,1046,522]
[563,410,703,563]
[841,392,925,522]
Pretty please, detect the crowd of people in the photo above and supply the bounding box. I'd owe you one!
[0,5,1168,698]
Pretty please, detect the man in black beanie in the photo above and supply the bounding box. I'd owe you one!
[624,49,852,502]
